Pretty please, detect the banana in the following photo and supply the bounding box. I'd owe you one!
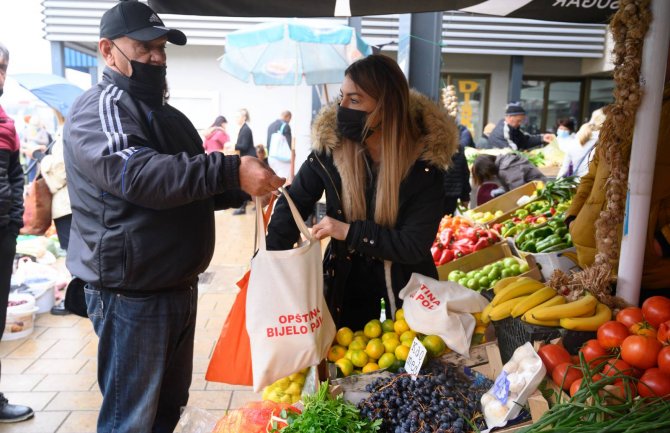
[480,303,493,325]
[511,286,557,317]
[491,277,545,306]
[560,302,612,331]
[489,296,529,321]
[532,294,598,321]
[522,314,561,327]
[493,276,521,295]
[521,296,566,326]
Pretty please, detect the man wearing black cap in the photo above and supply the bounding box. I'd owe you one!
[63,1,284,432]
[487,102,555,150]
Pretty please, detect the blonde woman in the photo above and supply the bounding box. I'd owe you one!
[266,55,458,329]
[557,109,605,178]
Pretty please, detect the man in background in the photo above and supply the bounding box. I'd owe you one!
[0,41,34,424]
[487,102,555,150]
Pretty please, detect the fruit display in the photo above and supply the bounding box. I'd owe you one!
[446,257,530,292]
[515,216,573,253]
[431,216,500,266]
[328,311,451,378]
[358,361,494,433]
[261,369,308,404]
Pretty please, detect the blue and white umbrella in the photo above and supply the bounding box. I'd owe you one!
[10,73,84,118]
[219,21,372,86]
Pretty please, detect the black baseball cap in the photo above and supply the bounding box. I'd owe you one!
[505,102,526,116]
[100,0,187,46]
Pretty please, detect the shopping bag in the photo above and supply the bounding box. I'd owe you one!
[246,187,336,391]
[21,174,52,235]
[398,273,489,357]
[268,123,291,163]
[206,195,277,386]
[205,271,254,385]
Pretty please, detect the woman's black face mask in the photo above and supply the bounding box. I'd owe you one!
[337,105,372,142]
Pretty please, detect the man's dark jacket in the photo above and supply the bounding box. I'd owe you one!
[236,123,255,157]
[64,68,246,292]
[487,119,544,150]
[0,105,24,232]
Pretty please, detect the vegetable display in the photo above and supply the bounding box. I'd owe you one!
[431,216,500,266]
[446,257,530,292]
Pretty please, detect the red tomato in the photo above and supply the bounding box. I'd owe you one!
[629,321,657,339]
[642,296,670,328]
[597,321,630,349]
[538,344,572,374]
[658,321,670,345]
[552,362,583,391]
[609,378,637,400]
[637,368,670,398]
[621,335,662,369]
[569,377,583,397]
[616,307,644,329]
[659,346,670,375]
[580,339,610,367]
[602,358,634,377]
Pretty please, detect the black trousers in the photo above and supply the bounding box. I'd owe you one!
[0,226,17,378]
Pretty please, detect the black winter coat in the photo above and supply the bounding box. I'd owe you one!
[235,123,256,157]
[488,119,544,150]
[0,105,24,232]
[266,91,458,328]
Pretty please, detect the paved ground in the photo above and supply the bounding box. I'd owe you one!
[0,204,261,433]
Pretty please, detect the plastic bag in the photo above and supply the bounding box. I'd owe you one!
[211,401,299,433]
[177,406,219,433]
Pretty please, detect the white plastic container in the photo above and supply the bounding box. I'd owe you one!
[480,342,547,432]
[23,277,55,314]
[4,293,38,341]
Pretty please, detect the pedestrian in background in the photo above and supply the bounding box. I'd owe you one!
[0,40,34,424]
[202,115,229,153]
[487,102,555,150]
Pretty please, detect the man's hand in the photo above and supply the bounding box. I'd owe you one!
[312,216,350,241]
[239,156,285,196]
[543,133,556,143]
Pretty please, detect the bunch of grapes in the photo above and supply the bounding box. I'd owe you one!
[358,362,493,433]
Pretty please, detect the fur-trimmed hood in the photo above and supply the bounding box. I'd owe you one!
[311,90,459,168]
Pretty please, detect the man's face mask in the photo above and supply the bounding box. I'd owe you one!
[112,41,167,106]
[337,105,372,142]
[557,129,571,139]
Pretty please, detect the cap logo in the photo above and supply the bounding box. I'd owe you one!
[149,13,161,24]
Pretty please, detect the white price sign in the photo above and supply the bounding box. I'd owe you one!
[404,337,427,379]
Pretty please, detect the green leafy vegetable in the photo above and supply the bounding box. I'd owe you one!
[272,380,382,433]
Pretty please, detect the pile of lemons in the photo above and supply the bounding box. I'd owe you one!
[327,308,449,377]
[261,368,308,404]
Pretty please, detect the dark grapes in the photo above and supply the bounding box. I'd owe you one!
[357,360,494,432]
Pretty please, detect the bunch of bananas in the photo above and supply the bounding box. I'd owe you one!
[480,276,611,331]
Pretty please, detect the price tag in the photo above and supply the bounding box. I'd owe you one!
[404,337,427,379]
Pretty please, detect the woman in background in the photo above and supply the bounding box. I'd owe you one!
[557,109,605,179]
[202,116,229,154]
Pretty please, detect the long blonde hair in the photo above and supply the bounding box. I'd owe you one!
[337,55,420,228]
[576,108,606,145]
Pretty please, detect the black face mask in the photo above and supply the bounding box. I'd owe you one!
[113,42,167,106]
[337,105,371,142]
[0,88,3,99]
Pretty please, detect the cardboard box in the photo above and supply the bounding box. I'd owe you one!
[471,181,542,226]
[437,239,542,282]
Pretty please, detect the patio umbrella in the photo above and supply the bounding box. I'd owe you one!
[219,21,372,86]
[10,73,84,118]
[150,0,616,24]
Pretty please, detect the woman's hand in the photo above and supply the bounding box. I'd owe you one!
[312,216,350,241]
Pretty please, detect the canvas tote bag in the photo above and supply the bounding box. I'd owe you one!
[246,188,336,391]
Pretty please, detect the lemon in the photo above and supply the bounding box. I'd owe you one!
[350,349,369,368]
[352,335,369,346]
[348,339,366,351]
[280,394,292,404]
[382,331,400,342]
[335,358,354,377]
[327,344,347,362]
[393,318,409,335]
[363,319,383,339]
[422,334,447,357]
[383,337,400,354]
[395,344,410,361]
[285,382,302,396]
[275,377,290,390]
[362,362,380,374]
[381,318,395,333]
[336,327,354,347]
[365,338,385,360]
[378,353,396,369]
[291,395,301,404]
[395,308,405,320]
[400,330,417,345]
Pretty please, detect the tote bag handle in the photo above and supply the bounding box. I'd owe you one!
[255,186,313,251]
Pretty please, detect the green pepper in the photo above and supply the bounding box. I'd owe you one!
[502,225,520,238]
[520,240,537,253]
[555,227,568,238]
[515,227,535,244]
[515,209,529,218]
[531,227,554,240]
[537,237,565,252]
[535,234,561,251]
[539,242,571,253]
[563,233,572,245]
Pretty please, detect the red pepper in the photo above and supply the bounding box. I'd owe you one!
[438,249,455,265]
[550,207,556,215]
[473,238,490,251]
[439,228,454,245]
[454,244,473,256]
[492,223,503,233]
[431,246,442,263]
[453,238,473,247]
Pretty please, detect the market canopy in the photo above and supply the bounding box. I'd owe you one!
[148,0,617,24]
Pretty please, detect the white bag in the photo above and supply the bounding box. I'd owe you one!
[246,188,336,391]
[398,273,489,357]
[268,123,292,162]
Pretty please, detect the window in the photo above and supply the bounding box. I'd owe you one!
[444,74,490,141]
